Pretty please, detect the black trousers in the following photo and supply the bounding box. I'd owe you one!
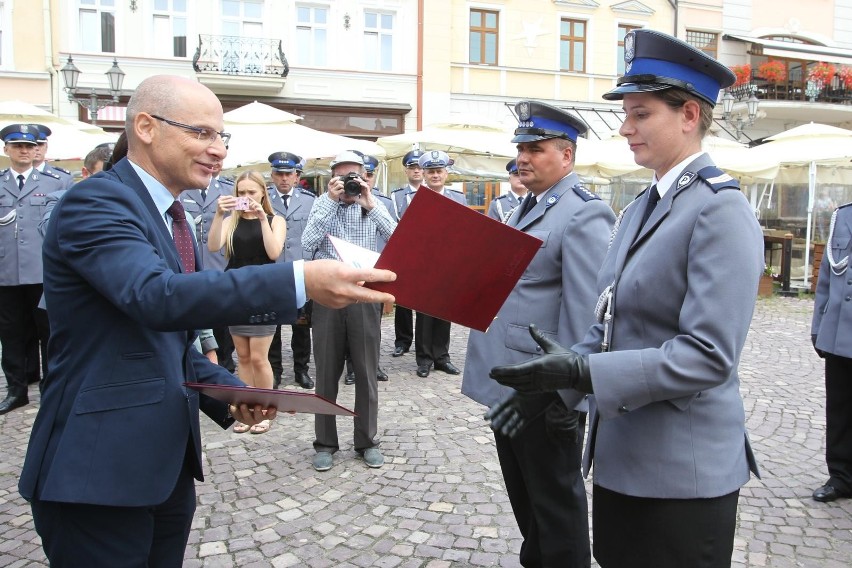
[495,398,590,568]
[32,449,196,568]
[414,313,451,367]
[268,324,312,377]
[394,305,413,350]
[824,354,852,493]
[0,285,49,397]
[593,485,739,568]
[212,326,235,372]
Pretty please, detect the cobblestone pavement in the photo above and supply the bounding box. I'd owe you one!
[1,297,850,567]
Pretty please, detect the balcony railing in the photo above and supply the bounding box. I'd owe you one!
[192,34,289,77]
[735,70,852,104]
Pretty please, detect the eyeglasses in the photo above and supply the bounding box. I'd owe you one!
[150,114,231,148]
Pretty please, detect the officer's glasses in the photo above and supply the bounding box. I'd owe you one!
[151,115,231,148]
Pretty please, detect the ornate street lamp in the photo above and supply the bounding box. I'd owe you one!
[721,87,760,141]
[60,55,125,126]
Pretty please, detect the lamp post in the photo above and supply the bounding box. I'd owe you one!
[721,87,760,141]
[60,55,125,126]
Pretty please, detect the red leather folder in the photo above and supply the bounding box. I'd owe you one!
[369,188,541,332]
[185,383,356,416]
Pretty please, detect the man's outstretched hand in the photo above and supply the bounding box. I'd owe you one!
[489,324,593,393]
[304,259,396,309]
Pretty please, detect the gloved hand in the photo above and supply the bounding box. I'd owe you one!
[489,324,593,394]
[812,334,825,359]
[484,391,557,438]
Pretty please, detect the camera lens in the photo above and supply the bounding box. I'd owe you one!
[341,174,362,196]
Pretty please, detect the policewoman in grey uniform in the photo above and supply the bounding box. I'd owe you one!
[811,202,852,503]
[491,29,764,568]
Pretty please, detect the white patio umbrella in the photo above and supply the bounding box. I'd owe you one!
[749,123,852,284]
[222,101,384,171]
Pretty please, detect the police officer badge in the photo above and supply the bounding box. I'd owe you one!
[677,172,695,188]
[624,32,635,73]
[517,101,531,127]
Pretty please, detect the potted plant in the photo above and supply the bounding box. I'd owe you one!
[758,266,775,297]
[730,64,752,87]
[808,62,836,85]
[837,66,852,88]
[758,60,786,83]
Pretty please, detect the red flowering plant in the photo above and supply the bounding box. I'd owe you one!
[838,66,852,88]
[730,64,752,87]
[758,60,786,83]
[808,62,836,85]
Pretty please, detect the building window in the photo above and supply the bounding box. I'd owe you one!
[686,30,718,59]
[560,18,585,72]
[364,11,393,71]
[469,9,498,65]
[295,5,328,66]
[221,0,263,37]
[79,0,116,53]
[617,24,640,75]
[153,0,187,58]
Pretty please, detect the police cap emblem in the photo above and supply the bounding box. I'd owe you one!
[517,101,531,121]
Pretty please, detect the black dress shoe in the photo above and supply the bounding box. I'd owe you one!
[416,365,431,378]
[377,367,388,382]
[392,345,408,357]
[0,395,28,415]
[344,371,356,385]
[295,372,314,389]
[434,361,460,375]
[273,375,282,390]
[813,483,849,502]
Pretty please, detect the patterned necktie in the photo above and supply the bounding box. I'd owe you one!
[639,185,660,228]
[167,201,196,273]
[17,175,25,191]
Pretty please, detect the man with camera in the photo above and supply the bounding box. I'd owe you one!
[302,151,396,471]
[267,151,316,389]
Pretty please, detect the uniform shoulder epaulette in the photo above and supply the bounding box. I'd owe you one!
[695,166,739,193]
[448,188,464,194]
[391,186,407,194]
[40,170,61,180]
[573,185,601,201]
[494,194,510,201]
[52,165,72,175]
[218,176,234,185]
[0,168,7,176]
[298,188,316,197]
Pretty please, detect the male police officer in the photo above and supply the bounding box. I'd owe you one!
[0,124,65,413]
[487,158,528,222]
[32,125,74,190]
[413,150,467,378]
[267,151,316,389]
[463,102,615,567]
[180,163,237,372]
[389,149,424,358]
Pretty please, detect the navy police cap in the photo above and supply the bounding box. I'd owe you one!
[402,149,424,167]
[418,150,453,169]
[1,123,39,145]
[603,28,735,106]
[361,155,379,173]
[268,151,302,172]
[33,124,52,142]
[512,101,587,143]
[506,159,518,174]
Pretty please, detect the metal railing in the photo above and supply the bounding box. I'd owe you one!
[192,34,289,77]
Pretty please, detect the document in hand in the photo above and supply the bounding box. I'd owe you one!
[366,188,541,332]
[184,383,356,416]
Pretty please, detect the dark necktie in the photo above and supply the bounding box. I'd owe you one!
[518,194,537,221]
[200,187,207,202]
[282,193,290,210]
[639,185,660,228]
[167,201,196,273]
[17,175,25,191]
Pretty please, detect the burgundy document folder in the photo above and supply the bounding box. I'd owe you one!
[369,188,541,332]
[185,383,356,416]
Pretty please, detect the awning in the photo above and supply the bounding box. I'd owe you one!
[724,34,852,66]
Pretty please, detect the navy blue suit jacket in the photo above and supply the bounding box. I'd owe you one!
[20,158,299,507]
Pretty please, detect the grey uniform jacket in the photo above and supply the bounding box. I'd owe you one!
[269,187,316,262]
[40,163,74,190]
[0,168,65,285]
[487,192,521,222]
[575,153,764,499]
[373,188,394,252]
[390,185,467,220]
[181,177,234,271]
[812,202,852,358]
[463,172,615,409]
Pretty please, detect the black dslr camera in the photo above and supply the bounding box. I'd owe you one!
[338,172,364,197]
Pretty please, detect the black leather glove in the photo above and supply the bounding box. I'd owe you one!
[484,391,557,438]
[812,334,825,359]
[489,324,593,394]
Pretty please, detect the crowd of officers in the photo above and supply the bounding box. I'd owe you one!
[2,26,850,565]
